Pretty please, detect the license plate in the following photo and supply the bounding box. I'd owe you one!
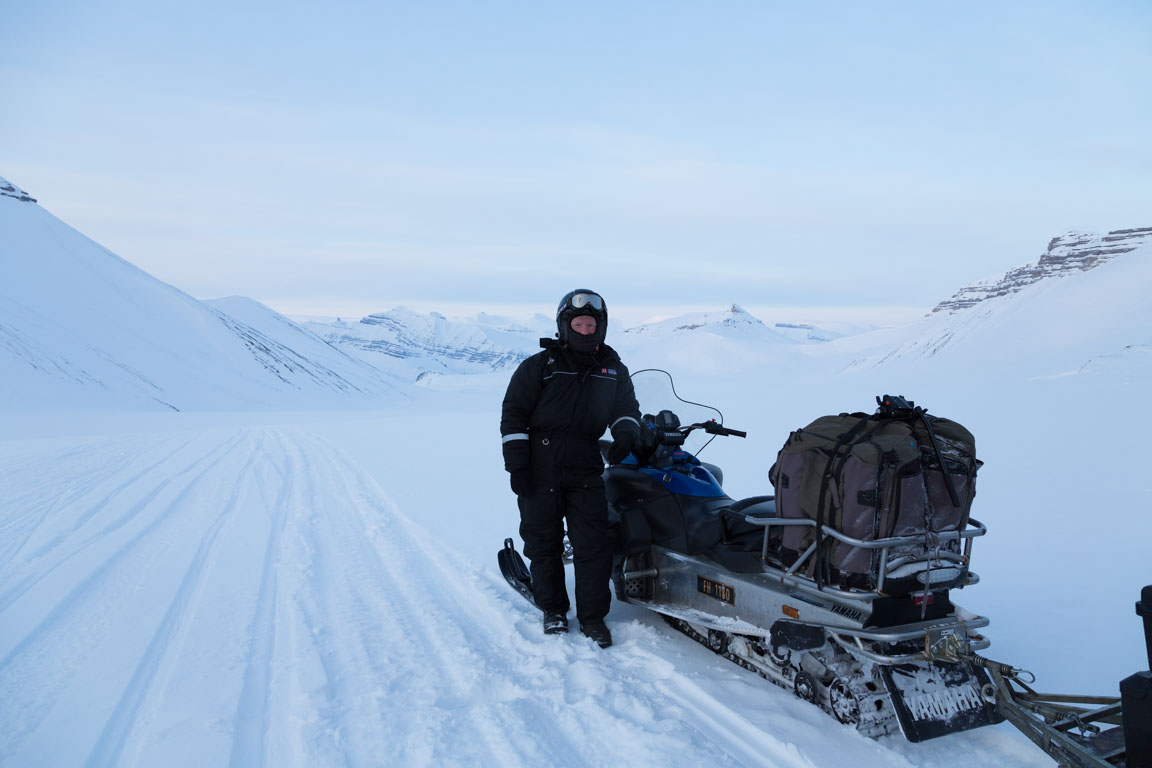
[697,576,735,605]
[881,664,997,742]
[904,684,984,722]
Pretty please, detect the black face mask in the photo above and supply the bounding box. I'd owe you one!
[566,334,599,353]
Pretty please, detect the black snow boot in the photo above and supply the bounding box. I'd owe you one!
[543,611,569,635]
[580,620,612,649]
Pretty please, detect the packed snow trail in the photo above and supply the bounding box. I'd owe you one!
[0,426,1052,767]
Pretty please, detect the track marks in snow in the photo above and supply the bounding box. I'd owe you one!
[28,435,201,560]
[227,433,298,768]
[0,438,164,565]
[0,434,202,614]
[0,430,252,763]
[84,436,262,767]
[272,433,527,767]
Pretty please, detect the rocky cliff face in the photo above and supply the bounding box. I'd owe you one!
[0,177,37,203]
[931,227,1152,314]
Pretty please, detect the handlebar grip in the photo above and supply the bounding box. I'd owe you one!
[699,421,747,438]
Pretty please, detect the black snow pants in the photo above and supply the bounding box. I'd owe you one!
[518,473,614,624]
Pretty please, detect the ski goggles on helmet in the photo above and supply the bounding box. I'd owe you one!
[566,292,603,312]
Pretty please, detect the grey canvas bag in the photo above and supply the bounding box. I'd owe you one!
[769,397,981,595]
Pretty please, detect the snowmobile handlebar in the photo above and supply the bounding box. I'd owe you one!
[683,420,746,439]
[624,412,746,466]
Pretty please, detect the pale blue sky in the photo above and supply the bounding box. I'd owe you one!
[3,1,1150,322]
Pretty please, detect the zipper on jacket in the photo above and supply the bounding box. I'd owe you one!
[567,368,590,429]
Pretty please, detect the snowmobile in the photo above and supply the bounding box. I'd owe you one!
[499,372,1152,764]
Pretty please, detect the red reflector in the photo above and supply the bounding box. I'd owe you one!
[912,593,935,606]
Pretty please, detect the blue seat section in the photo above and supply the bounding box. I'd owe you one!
[605,464,777,573]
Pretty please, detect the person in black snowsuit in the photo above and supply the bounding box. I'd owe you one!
[500,289,641,648]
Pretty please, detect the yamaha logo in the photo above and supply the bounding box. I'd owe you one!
[829,603,864,622]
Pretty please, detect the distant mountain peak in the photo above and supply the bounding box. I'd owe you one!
[931,227,1152,314]
[0,176,37,203]
[670,304,761,332]
[622,304,794,343]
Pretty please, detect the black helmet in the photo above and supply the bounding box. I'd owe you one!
[556,289,607,351]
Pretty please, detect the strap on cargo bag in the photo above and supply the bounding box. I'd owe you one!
[814,414,873,590]
[917,411,961,508]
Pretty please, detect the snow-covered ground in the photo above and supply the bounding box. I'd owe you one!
[1,397,1064,768]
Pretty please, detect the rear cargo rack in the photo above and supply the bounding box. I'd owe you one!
[738,514,987,600]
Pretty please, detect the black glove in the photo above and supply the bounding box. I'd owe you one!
[606,430,637,464]
[509,469,533,496]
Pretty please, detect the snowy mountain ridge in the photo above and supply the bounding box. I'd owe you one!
[0,181,398,411]
[840,229,1152,377]
[6,171,1150,409]
[930,226,1152,314]
[303,308,554,382]
[303,303,851,383]
[203,297,402,395]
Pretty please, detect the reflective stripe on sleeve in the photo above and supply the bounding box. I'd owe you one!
[611,416,640,430]
[501,433,530,444]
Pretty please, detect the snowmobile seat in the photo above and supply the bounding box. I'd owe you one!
[719,496,777,543]
[727,495,776,518]
[714,495,778,538]
[700,496,780,573]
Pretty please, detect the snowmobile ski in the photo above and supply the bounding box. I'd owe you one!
[498,537,537,608]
